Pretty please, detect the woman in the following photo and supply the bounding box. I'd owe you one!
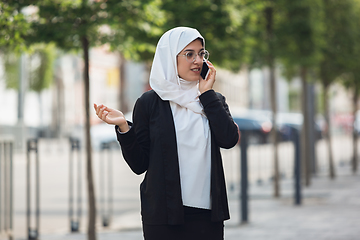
[94,26,239,240]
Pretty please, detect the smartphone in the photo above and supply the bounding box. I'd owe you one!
[200,61,210,80]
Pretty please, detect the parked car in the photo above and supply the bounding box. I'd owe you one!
[354,110,360,134]
[232,109,323,144]
[276,112,323,141]
[90,123,118,150]
[232,110,272,144]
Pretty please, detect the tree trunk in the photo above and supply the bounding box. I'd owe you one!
[81,36,97,240]
[53,63,65,138]
[270,66,280,197]
[265,5,280,198]
[119,53,128,113]
[308,82,317,176]
[18,54,27,123]
[300,67,311,186]
[17,54,27,151]
[38,93,43,127]
[323,83,336,179]
[37,93,44,137]
[352,88,359,174]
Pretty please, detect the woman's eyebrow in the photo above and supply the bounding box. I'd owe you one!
[183,48,205,52]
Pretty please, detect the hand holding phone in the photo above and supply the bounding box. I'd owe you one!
[199,60,216,94]
[200,61,210,80]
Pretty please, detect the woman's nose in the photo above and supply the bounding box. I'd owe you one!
[194,54,203,64]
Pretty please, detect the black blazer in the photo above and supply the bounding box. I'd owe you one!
[116,89,239,225]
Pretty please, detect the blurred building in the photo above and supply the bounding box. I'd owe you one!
[0,46,149,150]
[0,47,354,150]
[213,66,249,113]
[249,66,290,112]
[214,66,290,115]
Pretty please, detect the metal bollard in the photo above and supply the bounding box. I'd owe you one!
[292,127,302,205]
[99,141,113,227]
[240,130,249,224]
[69,138,82,232]
[26,139,40,240]
[256,144,263,185]
[0,138,14,240]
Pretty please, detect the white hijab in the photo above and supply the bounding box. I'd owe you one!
[149,26,204,115]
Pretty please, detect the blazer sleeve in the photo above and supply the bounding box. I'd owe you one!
[115,97,150,175]
[199,90,239,149]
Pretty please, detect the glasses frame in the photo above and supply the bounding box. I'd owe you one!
[178,50,210,63]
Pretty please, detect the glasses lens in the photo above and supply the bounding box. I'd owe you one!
[185,51,195,62]
[203,50,209,61]
[184,50,209,62]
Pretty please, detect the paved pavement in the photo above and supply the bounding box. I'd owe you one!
[6,136,360,240]
[37,164,360,240]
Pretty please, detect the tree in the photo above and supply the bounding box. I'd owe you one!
[28,1,163,239]
[352,0,360,174]
[343,72,360,174]
[264,0,280,197]
[227,0,323,195]
[341,0,360,174]
[318,0,356,179]
[276,0,324,185]
[236,0,282,196]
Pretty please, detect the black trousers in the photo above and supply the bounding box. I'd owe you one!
[142,206,224,240]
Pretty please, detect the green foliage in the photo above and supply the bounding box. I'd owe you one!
[241,1,269,69]
[28,0,164,63]
[319,0,357,87]
[3,43,57,92]
[158,0,253,71]
[276,0,325,69]
[234,0,325,76]
[104,0,166,61]
[341,0,360,92]
[29,1,107,50]
[28,43,56,93]
[0,2,30,52]
[3,52,20,89]
[6,0,359,92]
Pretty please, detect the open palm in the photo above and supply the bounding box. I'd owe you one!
[94,103,129,131]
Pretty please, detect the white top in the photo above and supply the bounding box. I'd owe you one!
[170,79,212,210]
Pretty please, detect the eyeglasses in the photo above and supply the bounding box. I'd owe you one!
[178,50,210,63]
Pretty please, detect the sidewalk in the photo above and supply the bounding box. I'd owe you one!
[40,164,360,240]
